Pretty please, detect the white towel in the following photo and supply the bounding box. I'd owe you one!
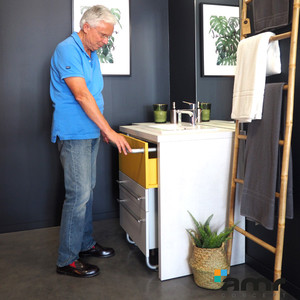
[231,32,281,123]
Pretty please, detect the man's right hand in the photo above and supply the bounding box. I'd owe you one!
[103,130,132,155]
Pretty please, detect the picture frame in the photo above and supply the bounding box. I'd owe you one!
[200,3,240,77]
[72,0,130,76]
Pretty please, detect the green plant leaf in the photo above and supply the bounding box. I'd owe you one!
[186,211,237,249]
[111,8,122,29]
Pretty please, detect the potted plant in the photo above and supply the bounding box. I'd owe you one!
[186,212,236,289]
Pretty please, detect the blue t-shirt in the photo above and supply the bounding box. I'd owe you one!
[50,32,104,143]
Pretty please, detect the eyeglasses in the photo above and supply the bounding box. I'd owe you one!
[95,29,110,40]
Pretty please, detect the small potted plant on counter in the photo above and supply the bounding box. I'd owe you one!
[186,212,236,289]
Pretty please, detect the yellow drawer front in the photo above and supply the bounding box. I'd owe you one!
[119,134,158,189]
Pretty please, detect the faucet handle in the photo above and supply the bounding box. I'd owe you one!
[182,101,195,109]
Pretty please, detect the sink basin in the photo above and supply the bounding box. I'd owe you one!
[143,123,218,132]
[147,123,185,131]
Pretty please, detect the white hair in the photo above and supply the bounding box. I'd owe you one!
[79,5,117,29]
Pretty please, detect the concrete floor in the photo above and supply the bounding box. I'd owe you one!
[0,218,296,300]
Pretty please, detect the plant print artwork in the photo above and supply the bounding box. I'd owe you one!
[201,4,239,76]
[209,16,240,66]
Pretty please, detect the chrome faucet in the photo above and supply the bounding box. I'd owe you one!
[177,101,196,126]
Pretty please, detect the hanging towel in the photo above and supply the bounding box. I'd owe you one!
[231,32,281,123]
[252,0,291,34]
[240,82,285,230]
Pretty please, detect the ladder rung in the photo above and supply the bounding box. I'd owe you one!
[234,178,244,184]
[234,226,276,254]
[237,134,247,140]
[236,84,288,141]
[270,32,291,41]
[234,179,281,198]
[237,135,285,146]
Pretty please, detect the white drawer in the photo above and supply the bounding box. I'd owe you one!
[120,204,147,255]
[118,171,158,258]
[118,194,146,225]
[118,172,148,211]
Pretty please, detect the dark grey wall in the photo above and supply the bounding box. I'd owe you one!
[0,0,169,233]
[0,0,72,233]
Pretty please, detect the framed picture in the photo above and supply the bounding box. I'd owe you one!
[73,0,130,76]
[200,3,240,77]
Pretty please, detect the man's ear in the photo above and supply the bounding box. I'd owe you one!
[82,22,91,34]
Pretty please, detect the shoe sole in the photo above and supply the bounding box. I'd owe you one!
[79,252,115,258]
[56,269,100,278]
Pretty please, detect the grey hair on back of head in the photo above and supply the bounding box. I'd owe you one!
[80,5,117,29]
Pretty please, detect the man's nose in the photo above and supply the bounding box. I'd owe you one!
[103,37,109,45]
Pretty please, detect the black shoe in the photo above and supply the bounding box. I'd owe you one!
[79,243,115,258]
[56,259,100,278]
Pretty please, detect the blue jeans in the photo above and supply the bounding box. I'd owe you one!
[56,138,100,267]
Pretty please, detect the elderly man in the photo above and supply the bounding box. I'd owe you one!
[50,5,131,278]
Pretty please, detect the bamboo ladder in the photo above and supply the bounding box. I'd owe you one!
[226,1,300,299]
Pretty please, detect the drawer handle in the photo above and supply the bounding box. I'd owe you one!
[117,181,145,201]
[120,203,146,223]
[130,147,157,154]
[116,198,127,203]
[116,180,127,184]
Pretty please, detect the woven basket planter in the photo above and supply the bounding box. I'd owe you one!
[189,243,229,289]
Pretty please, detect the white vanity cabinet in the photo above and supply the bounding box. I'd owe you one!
[119,121,245,281]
